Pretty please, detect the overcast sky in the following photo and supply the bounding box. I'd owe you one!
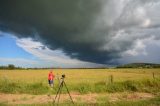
[0,0,160,68]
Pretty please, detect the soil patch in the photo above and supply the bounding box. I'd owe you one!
[0,92,154,104]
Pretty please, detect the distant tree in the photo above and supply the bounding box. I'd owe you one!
[8,64,15,70]
[0,66,5,69]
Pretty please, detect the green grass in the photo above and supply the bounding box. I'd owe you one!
[0,69,160,105]
[0,76,159,94]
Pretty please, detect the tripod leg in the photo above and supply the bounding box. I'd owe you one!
[53,82,62,104]
[57,83,63,104]
[63,81,74,104]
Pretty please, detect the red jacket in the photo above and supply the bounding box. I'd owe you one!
[48,72,55,80]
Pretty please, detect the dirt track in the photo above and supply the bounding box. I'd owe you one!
[0,92,154,104]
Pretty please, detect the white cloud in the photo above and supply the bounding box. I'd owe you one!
[142,19,151,27]
[124,39,147,56]
[118,35,160,64]
[0,57,37,63]
[16,37,105,68]
[123,35,160,57]
[0,57,39,67]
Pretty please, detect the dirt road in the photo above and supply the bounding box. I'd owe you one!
[0,92,154,105]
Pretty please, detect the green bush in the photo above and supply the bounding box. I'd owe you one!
[123,80,138,91]
[94,81,107,93]
[0,78,50,94]
[25,82,49,94]
[76,83,92,94]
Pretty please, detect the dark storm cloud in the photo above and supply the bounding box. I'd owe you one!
[0,0,160,65]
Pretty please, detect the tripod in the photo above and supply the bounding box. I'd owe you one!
[53,75,74,105]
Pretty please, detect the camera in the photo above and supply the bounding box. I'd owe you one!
[62,74,65,78]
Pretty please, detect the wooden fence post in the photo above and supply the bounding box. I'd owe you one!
[152,72,155,79]
[110,75,113,83]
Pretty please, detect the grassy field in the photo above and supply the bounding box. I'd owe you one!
[1,68,160,83]
[0,68,160,105]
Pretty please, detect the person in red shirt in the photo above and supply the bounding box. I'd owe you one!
[48,70,55,87]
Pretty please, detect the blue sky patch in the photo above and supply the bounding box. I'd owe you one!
[0,33,35,59]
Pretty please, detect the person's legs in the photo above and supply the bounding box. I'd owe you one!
[48,80,51,87]
[48,80,50,85]
[50,80,53,87]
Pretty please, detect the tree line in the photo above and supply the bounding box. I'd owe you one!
[0,64,23,70]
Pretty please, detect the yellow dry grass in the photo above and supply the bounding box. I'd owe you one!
[0,68,160,84]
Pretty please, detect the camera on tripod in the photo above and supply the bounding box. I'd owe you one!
[53,74,74,104]
[61,74,65,78]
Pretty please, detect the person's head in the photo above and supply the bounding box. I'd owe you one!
[50,70,52,73]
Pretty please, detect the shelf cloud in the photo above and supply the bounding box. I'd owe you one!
[0,0,160,65]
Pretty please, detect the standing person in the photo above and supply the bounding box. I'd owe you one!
[48,70,55,87]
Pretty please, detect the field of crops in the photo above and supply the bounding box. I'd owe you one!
[0,68,160,106]
[1,68,160,83]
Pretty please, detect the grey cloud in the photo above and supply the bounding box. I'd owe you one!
[0,0,160,65]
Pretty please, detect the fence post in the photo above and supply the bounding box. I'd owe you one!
[152,72,155,79]
[110,75,113,83]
